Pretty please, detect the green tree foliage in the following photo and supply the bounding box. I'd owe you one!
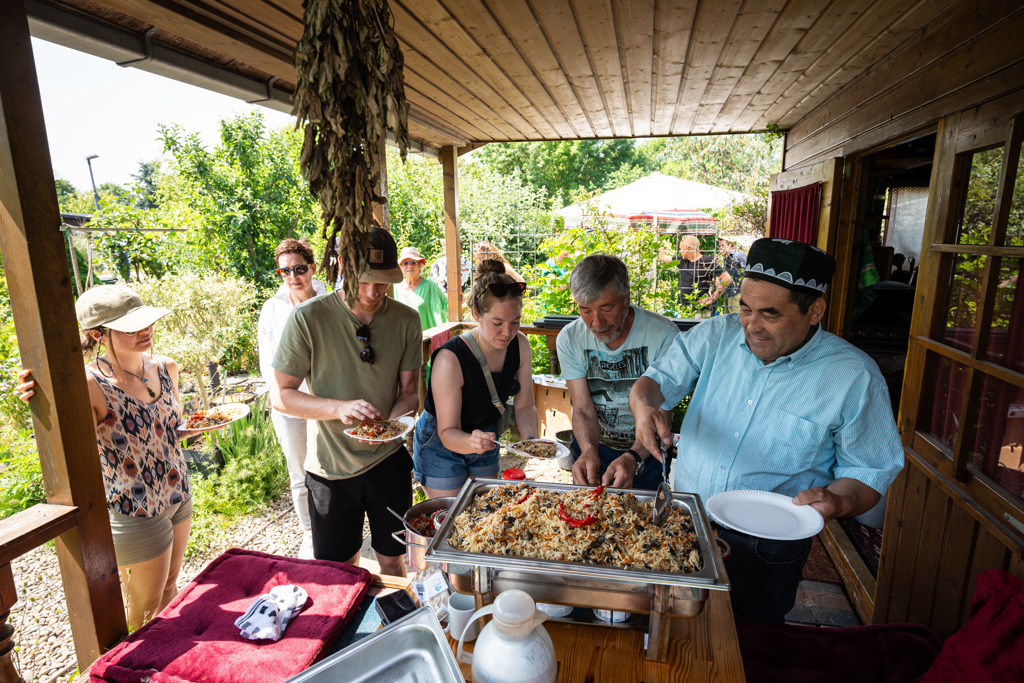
[133,272,256,409]
[90,192,179,281]
[159,113,320,290]
[386,148,444,263]
[385,149,554,271]
[640,134,781,194]
[474,140,652,207]
[55,178,78,213]
[132,160,162,210]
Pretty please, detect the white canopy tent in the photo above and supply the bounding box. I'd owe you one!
[555,172,752,228]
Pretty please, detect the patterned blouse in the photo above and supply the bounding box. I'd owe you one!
[90,360,191,517]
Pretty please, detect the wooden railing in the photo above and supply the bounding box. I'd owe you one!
[0,504,81,682]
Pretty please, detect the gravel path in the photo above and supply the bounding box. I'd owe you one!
[7,451,571,682]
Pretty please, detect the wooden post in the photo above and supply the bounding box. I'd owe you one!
[441,146,462,321]
[0,0,126,670]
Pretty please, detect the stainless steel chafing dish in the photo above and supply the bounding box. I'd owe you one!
[423,478,730,662]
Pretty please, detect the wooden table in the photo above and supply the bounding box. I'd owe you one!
[447,589,746,682]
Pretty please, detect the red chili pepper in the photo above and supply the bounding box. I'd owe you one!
[516,490,533,504]
[590,485,604,498]
[558,502,598,528]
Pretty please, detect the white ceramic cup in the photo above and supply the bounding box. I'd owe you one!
[440,592,479,641]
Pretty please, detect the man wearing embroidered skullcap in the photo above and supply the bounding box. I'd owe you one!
[271,227,422,575]
[630,238,903,623]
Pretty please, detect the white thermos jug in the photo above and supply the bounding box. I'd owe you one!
[456,589,557,683]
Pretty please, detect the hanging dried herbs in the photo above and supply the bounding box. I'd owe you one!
[293,0,409,304]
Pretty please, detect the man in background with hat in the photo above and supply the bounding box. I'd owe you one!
[395,245,448,330]
[630,238,903,622]
[271,227,422,575]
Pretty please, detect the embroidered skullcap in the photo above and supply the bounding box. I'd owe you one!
[744,238,836,294]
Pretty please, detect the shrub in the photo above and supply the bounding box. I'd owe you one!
[133,272,256,409]
[0,429,45,518]
[185,395,287,556]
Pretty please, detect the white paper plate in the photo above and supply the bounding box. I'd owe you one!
[343,416,415,443]
[706,490,824,540]
[504,438,570,460]
[178,403,250,432]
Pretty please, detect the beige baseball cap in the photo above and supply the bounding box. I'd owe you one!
[75,285,171,332]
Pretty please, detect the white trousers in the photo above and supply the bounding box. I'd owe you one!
[270,410,311,531]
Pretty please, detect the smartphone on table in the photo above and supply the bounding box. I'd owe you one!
[374,589,418,625]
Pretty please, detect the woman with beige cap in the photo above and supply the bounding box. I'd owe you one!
[15,285,212,630]
[395,245,448,330]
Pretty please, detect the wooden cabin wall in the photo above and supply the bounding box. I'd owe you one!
[876,453,1024,638]
[782,2,1024,171]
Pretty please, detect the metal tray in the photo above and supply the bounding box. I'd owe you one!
[285,606,464,683]
[425,479,729,614]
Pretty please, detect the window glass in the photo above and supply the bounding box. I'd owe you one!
[940,254,986,351]
[1006,149,1024,247]
[956,147,1003,246]
[926,355,969,449]
[970,373,1024,503]
[985,256,1023,369]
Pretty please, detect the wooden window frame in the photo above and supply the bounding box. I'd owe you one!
[899,104,1024,531]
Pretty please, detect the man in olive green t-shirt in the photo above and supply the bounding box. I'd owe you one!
[271,228,422,575]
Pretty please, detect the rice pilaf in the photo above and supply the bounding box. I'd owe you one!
[447,484,702,573]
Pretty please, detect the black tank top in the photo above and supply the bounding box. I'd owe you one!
[424,334,521,432]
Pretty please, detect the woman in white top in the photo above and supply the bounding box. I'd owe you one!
[257,239,325,559]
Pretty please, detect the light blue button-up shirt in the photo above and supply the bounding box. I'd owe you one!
[644,315,903,500]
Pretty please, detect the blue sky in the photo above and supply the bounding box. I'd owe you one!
[32,38,295,192]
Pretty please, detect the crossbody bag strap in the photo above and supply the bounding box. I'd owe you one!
[460,331,505,415]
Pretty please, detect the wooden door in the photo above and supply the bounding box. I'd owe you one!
[874,91,1024,636]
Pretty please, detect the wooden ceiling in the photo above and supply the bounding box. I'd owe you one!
[34,0,961,151]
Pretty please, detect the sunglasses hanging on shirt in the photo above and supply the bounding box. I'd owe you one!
[356,324,375,364]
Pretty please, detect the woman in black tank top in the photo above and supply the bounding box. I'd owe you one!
[413,260,540,498]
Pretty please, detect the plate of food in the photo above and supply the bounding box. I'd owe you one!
[504,438,569,461]
[344,416,415,443]
[179,403,250,432]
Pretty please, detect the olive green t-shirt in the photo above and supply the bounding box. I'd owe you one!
[272,293,423,479]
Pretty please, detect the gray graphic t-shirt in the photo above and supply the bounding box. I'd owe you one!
[556,306,678,450]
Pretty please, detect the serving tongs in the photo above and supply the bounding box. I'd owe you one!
[652,439,673,527]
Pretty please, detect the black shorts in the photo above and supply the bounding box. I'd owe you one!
[306,447,413,562]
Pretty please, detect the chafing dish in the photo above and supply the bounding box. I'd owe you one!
[285,606,464,682]
[423,478,730,662]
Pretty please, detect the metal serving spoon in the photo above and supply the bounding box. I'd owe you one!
[652,440,673,526]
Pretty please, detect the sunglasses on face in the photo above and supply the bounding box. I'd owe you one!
[356,324,375,364]
[276,265,311,277]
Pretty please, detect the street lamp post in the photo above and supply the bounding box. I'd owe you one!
[85,154,101,211]
[84,154,100,287]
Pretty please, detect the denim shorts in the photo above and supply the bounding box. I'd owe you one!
[413,411,500,490]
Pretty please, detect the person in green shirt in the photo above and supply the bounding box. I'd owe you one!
[270,228,422,576]
[396,246,448,330]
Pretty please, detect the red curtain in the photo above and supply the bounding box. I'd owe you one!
[769,183,822,243]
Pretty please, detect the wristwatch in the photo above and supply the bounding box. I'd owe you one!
[624,449,646,476]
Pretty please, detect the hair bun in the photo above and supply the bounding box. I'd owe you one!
[477,258,506,276]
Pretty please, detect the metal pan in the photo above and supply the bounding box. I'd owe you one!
[425,479,729,614]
